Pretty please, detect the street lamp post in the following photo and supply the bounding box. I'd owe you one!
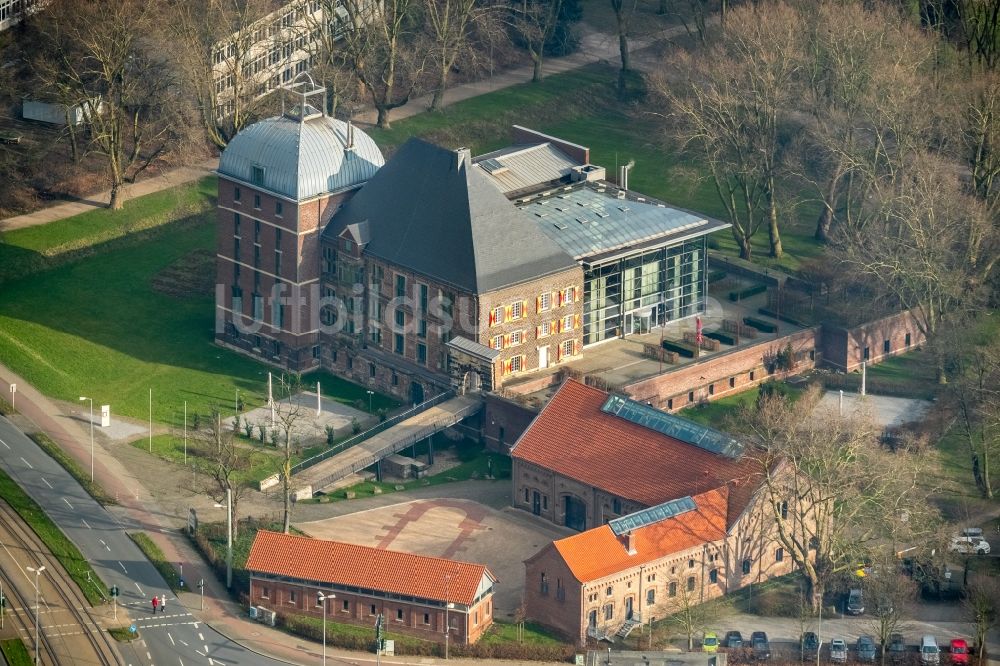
[444,574,455,660]
[366,390,374,414]
[213,488,233,588]
[79,397,94,481]
[26,565,45,665]
[317,591,335,666]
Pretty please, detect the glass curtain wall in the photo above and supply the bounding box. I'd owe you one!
[582,238,706,345]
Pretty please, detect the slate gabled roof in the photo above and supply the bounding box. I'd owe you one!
[510,380,764,528]
[324,138,578,293]
[548,488,730,583]
[245,530,496,606]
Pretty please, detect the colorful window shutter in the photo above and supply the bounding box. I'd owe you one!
[535,325,542,338]
[521,300,528,317]
[556,344,563,361]
[558,289,565,306]
[536,296,542,313]
[554,319,561,333]
[503,333,511,348]
[574,340,581,355]
[504,359,513,374]
[574,313,581,330]
[488,309,496,327]
[504,305,512,322]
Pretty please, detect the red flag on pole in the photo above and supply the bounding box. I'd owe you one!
[696,316,703,346]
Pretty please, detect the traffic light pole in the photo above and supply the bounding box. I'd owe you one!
[199,579,205,611]
[1,579,5,630]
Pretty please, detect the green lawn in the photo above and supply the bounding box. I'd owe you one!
[679,382,804,431]
[0,638,32,666]
[479,620,563,646]
[0,177,216,285]
[0,468,107,605]
[0,208,393,425]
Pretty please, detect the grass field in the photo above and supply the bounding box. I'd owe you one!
[129,532,184,592]
[0,208,394,425]
[0,638,32,666]
[0,468,107,606]
[27,432,117,505]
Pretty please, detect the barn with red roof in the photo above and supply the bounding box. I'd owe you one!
[514,380,811,644]
[246,530,497,644]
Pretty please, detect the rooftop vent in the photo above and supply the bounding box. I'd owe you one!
[571,164,606,183]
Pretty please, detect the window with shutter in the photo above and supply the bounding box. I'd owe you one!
[504,305,513,322]
[574,313,581,330]
[536,296,542,313]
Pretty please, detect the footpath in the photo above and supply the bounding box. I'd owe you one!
[0,26,657,232]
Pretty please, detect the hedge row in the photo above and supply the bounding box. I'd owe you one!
[728,283,767,301]
[758,307,809,328]
[662,339,698,358]
[743,317,777,334]
[705,330,738,346]
[708,269,728,284]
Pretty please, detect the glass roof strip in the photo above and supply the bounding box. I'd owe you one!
[601,395,744,459]
[608,496,697,535]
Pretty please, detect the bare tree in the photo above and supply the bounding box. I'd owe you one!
[961,73,1000,210]
[863,563,918,666]
[303,1,367,118]
[954,0,1000,70]
[609,0,637,93]
[653,2,801,259]
[951,343,1000,498]
[273,376,306,533]
[336,0,427,128]
[197,412,258,539]
[738,387,938,612]
[834,155,1000,382]
[424,0,501,110]
[169,0,279,148]
[30,0,184,209]
[666,579,712,651]
[510,0,565,83]
[964,572,1000,661]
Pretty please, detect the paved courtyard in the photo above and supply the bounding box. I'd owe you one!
[240,390,371,444]
[816,391,932,429]
[296,498,573,618]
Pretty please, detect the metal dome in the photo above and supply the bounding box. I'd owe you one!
[218,114,385,201]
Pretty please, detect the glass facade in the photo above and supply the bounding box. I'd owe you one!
[583,238,706,345]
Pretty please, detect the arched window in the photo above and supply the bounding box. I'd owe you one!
[668,582,677,597]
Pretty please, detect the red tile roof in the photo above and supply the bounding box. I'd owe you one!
[551,488,730,582]
[511,379,764,527]
[245,530,496,606]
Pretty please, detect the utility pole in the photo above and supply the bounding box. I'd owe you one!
[183,400,188,465]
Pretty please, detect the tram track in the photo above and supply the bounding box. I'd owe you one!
[0,500,121,665]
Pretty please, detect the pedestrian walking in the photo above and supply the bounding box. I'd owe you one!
[160,595,166,613]
[151,596,158,613]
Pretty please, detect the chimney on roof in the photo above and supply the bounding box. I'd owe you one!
[622,530,637,555]
[454,147,471,171]
[346,119,355,151]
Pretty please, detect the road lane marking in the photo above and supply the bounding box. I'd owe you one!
[99,538,110,551]
[0,437,9,449]
[167,632,174,646]
[178,659,184,666]
[20,457,32,469]
[179,640,188,647]
[198,633,204,641]
[41,477,52,488]
[63,498,74,509]
[119,561,128,573]
[81,518,91,529]
[135,582,144,595]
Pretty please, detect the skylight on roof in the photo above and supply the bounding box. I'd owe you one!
[601,394,745,458]
[480,158,508,175]
[609,496,697,535]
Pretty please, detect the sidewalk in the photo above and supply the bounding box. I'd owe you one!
[0,25,656,233]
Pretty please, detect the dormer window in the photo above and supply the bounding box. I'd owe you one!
[251,165,265,186]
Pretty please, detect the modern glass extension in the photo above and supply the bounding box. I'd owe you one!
[582,237,707,346]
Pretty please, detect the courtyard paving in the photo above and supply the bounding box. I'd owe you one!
[815,391,933,429]
[297,498,574,618]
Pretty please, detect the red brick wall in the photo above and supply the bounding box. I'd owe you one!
[820,310,926,372]
[479,267,584,386]
[624,328,821,411]
[481,393,538,453]
[523,546,583,643]
[249,576,493,645]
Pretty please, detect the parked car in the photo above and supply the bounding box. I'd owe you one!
[801,632,821,659]
[858,635,878,662]
[847,588,865,615]
[949,639,969,665]
[889,634,908,664]
[703,632,719,653]
[875,596,895,616]
[921,635,940,665]
[831,638,848,663]
[948,535,991,555]
[752,632,771,661]
[725,631,744,649]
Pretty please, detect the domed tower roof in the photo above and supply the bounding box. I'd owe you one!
[218,76,384,201]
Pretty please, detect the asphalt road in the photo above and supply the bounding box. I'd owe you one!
[0,415,285,666]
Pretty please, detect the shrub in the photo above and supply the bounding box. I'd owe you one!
[662,339,697,358]
[243,421,254,438]
[707,269,727,284]
[257,424,266,442]
[729,284,767,301]
[351,417,361,435]
[325,425,335,446]
[743,317,777,334]
[232,416,241,434]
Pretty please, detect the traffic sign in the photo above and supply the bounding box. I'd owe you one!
[198,579,204,590]
[110,585,119,597]
[129,624,137,634]
[179,578,185,588]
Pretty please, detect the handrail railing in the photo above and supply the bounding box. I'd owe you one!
[289,389,457,475]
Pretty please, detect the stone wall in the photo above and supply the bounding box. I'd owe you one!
[820,309,926,371]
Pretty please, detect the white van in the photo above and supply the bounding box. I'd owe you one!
[920,636,940,665]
